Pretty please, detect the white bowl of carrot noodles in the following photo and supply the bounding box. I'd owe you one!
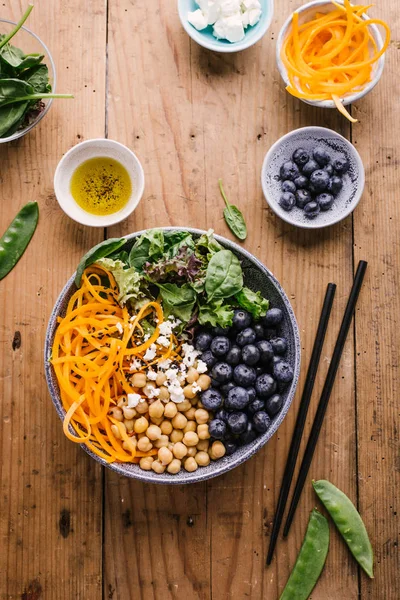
[276,0,390,122]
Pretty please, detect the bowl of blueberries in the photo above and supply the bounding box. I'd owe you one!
[261,126,365,229]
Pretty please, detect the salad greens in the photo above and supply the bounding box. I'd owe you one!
[219,179,247,241]
[0,5,73,138]
[75,229,269,329]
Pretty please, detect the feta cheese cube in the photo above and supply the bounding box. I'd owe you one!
[214,14,245,42]
[220,0,242,17]
[127,393,142,408]
[157,335,171,348]
[146,369,157,381]
[188,8,208,31]
[196,359,208,374]
[143,344,157,361]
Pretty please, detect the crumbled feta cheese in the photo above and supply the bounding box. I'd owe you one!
[192,382,202,394]
[146,369,157,381]
[196,359,208,374]
[143,333,151,342]
[157,335,171,348]
[220,0,241,17]
[146,387,160,399]
[214,14,244,42]
[165,367,179,382]
[116,322,123,335]
[158,358,172,370]
[127,393,142,408]
[188,8,208,30]
[159,321,173,336]
[182,343,200,368]
[129,358,143,372]
[169,384,185,404]
[187,0,261,42]
[143,344,157,361]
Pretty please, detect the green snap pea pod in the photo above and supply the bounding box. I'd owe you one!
[0,201,39,280]
[313,479,374,578]
[280,509,329,600]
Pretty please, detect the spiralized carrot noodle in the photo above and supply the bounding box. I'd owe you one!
[281,0,390,122]
[51,265,174,463]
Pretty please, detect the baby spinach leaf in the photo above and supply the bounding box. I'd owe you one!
[75,237,126,287]
[164,230,195,257]
[156,283,196,323]
[0,43,44,75]
[198,299,234,328]
[0,77,72,107]
[195,229,223,259]
[21,64,50,93]
[219,179,247,241]
[205,249,243,301]
[235,287,269,319]
[129,229,164,271]
[0,100,28,137]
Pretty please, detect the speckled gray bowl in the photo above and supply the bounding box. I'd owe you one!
[44,228,301,484]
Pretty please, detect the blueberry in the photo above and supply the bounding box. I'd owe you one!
[236,327,256,347]
[194,332,213,352]
[211,362,233,384]
[317,193,334,211]
[270,337,288,355]
[224,440,238,456]
[256,340,274,365]
[281,180,296,194]
[215,408,229,422]
[324,164,334,176]
[265,394,283,417]
[280,160,300,181]
[220,381,235,397]
[327,175,343,195]
[254,323,265,340]
[292,147,309,167]
[225,386,250,411]
[247,398,265,416]
[279,192,296,211]
[256,367,263,376]
[253,411,271,433]
[304,200,321,219]
[233,364,257,387]
[296,189,312,209]
[302,159,320,177]
[232,308,252,331]
[239,422,258,445]
[212,326,230,336]
[273,360,294,383]
[200,350,217,369]
[241,344,260,366]
[255,373,277,398]
[211,377,221,388]
[227,411,248,435]
[225,345,242,366]
[209,419,227,440]
[310,169,330,192]
[201,389,223,410]
[210,336,231,358]
[294,175,309,189]
[333,157,350,174]
[313,146,331,167]
[247,387,256,402]
[262,308,283,327]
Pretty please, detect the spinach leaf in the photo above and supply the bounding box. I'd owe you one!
[0,100,28,137]
[0,44,44,75]
[205,249,243,301]
[235,287,269,319]
[129,229,164,270]
[219,179,247,241]
[21,64,50,93]
[198,299,234,328]
[164,230,195,257]
[0,78,73,107]
[156,282,196,323]
[75,238,126,287]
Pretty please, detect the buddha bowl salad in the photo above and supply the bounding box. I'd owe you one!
[51,229,294,475]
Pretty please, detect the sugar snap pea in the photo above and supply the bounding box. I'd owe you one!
[280,509,329,600]
[313,479,374,578]
[0,201,39,280]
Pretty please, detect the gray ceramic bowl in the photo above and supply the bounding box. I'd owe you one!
[44,228,301,484]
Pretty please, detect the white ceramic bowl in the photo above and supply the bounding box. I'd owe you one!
[54,139,145,227]
[177,0,274,53]
[276,0,386,108]
[261,126,365,229]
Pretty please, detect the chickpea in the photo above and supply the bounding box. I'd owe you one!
[137,436,153,452]
[183,421,197,434]
[190,397,199,406]
[195,451,210,467]
[173,442,188,460]
[170,429,184,443]
[183,384,197,400]
[183,431,199,447]
[123,406,137,420]
[124,418,134,433]
[158,386,170,402]
[195,408,209,425]
[158,446,173,466]
[171,413,187,430]
[146,424,162,441]
[109,406,123,422]
[184,457,198,472]
[167,458,181,474]
[110,424,122,439]
[149,399,164,419]
[177,400,192,412]
[117,395,128,408]
[196,439,209,452]
[197,401,204,409]
[156,372,167,386]
[186,367,199,384]
[134,416,149,434]
[168,442,174,451]
[164,402,178,419]
[150,416,163,426]
[184,407,196,420]
[136,401,149,415]
[139,456,154,470]
[197,374,211,391]
[197,423,210,440]
[210,441,226,460]
[143,382,156,397]
[154,435,169,449]
[186,446,196,458]
[151,460,166,474]
[132,373,147,388]
[160,420,173,435]
[122,438,137,453]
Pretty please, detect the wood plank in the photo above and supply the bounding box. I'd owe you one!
[352,2,400,598]
[0,1,106,597]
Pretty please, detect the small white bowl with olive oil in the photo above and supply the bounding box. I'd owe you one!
[54,139,145,227]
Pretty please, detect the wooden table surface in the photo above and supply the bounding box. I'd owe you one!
[0,1,398,599]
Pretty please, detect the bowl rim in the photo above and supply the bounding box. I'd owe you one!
[276,0,385,108]
[44,227,301,484]
[53,138,145,227]
[177,0,274,53]
[261,126,366,230]
[0,18,56,143]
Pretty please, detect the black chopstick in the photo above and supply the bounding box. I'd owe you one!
[266,283,336,565]
[283,260,368,537]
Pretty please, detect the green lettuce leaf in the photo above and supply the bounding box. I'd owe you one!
[96,258,146,305]
[156,282,196,323]
[235,286,269,319]
[198,299,234,328]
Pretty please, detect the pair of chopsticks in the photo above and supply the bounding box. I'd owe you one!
[266,260,368,565]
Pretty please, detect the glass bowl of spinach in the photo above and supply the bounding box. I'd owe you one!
[0,15,60,142]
